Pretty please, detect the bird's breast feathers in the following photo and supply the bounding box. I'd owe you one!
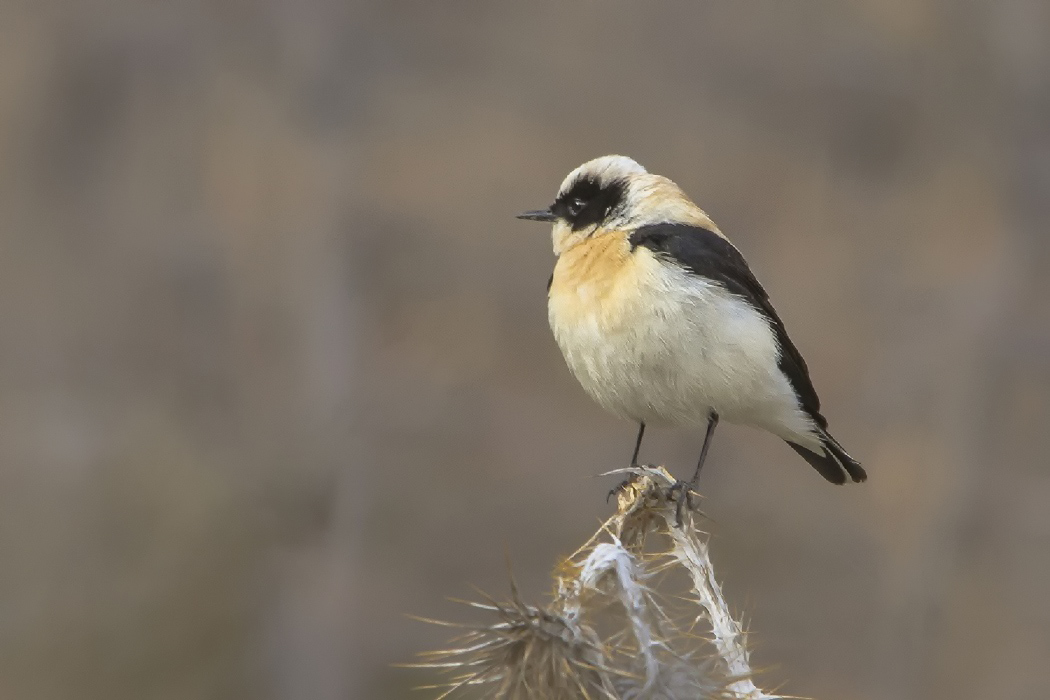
[548,229,811,437]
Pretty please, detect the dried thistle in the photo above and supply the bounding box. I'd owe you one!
[405,466,778,699]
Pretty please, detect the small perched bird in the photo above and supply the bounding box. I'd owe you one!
[519,156,865,515]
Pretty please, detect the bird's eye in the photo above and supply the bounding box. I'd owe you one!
[568,197,586,216]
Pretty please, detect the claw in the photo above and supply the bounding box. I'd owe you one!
[607,470,641,503]
[666,480,696,528]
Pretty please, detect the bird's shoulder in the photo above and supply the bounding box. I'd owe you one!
[628,222,826,425]
[628,223,759,298]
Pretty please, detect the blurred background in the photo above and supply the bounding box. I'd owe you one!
[1,2,1049,699]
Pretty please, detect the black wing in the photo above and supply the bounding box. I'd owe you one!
[629,222,827,429]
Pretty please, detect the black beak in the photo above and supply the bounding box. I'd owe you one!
[516,209,557,222]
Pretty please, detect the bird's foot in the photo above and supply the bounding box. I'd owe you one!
[606,469,642,503]
[666,480,698,528]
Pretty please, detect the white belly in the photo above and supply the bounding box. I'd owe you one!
[549,249,812,439]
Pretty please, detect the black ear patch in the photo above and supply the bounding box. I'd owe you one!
[551,176,626,231]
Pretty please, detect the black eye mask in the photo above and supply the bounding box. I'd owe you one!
[552,176,627,231]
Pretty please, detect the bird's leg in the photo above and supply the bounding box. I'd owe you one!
[630,421,646,467]
[690,411,719,485]
[670,412,719,526]
[607,422,646,502]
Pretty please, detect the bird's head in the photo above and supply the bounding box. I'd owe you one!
[517,155,717,254]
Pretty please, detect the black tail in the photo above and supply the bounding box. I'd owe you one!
[786,430,866,484]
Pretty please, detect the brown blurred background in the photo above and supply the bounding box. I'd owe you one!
[1,2,1049,699]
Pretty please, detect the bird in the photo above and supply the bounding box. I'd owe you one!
[518,155,865,520]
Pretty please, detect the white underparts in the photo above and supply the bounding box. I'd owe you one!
[549,247,821,449]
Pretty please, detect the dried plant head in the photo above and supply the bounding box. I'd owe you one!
[405,588,619,700]
[406,466,774,700]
